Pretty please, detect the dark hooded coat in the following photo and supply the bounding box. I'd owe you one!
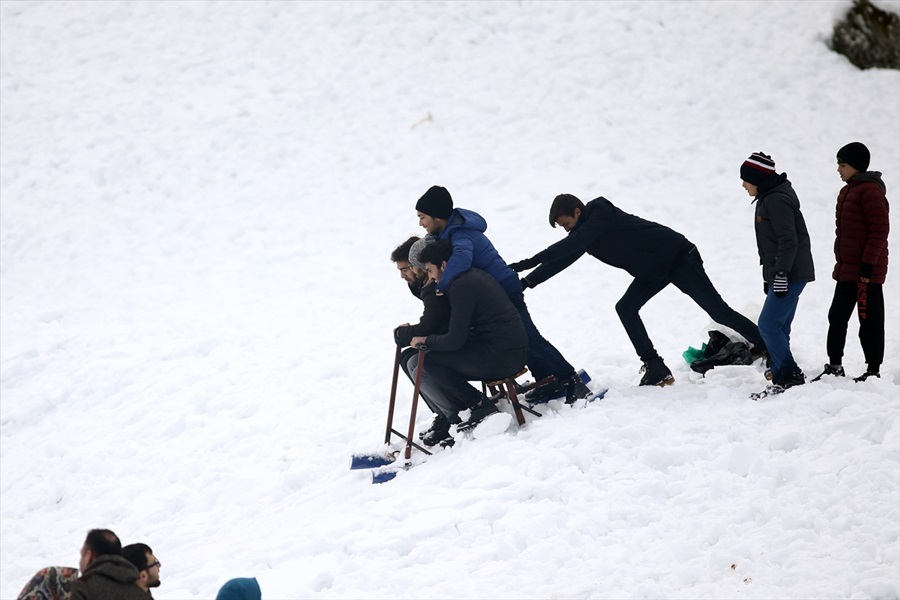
[69,555,150,600]
[753,173,815,285]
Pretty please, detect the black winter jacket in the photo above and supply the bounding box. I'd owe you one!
[525,197,692,286]
[425,268,527,353]
[753,174,815,285]
[394,280,451,347]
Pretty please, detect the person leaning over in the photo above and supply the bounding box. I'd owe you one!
[813,142,889,383]
[740,152,815,394]
[408,240,529,445]
[69,529,150,600]
[508,193,767,386]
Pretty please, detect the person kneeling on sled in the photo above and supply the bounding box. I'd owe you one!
[408,240,528,447]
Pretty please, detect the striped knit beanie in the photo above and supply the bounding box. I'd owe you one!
[740,152,777,185]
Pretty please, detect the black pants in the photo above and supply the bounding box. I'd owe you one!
[615,245,766,362]
[508,291,575,380]
[826,281,885,371]
[402,344,527,423]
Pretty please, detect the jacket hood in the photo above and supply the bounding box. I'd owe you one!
[850,171,886,193]
[444,207,487,234]
[82,555,139,585]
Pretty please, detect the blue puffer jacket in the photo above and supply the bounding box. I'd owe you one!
[435,208,521,297]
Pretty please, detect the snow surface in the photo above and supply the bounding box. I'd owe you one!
[1,1,899,598]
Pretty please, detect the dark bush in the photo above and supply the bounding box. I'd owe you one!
[830,0,900,70]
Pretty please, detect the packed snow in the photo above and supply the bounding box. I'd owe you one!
[1,1,899,598]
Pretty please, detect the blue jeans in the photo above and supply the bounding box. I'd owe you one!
[758,281,807,382]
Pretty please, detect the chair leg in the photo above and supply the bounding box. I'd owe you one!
[503,378,527,426]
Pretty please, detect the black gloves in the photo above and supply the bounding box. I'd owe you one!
[521,278,531,290]
[763,281,769,295]
[508,257,538,272]
[860,263,874,280]
[773,272,789,298]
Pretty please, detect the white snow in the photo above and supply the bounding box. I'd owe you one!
[1,1,899,598]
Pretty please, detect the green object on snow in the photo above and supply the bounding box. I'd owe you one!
[682,343,707,365]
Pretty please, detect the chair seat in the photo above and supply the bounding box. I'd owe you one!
[484,368,528,388]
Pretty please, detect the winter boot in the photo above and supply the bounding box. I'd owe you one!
[421,415,453,447]
[563,372,592,404]
[854,370,880,382]
[639,358,674,387]
[419,414,450,441]
[457,398,500,432]
[775,369,806,389]
[811,364,845,382]
[524,378,566,404]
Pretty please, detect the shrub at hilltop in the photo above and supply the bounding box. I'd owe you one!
[831,0,900,70]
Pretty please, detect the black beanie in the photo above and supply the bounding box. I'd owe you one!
[836,142,870,173]
[416,185,453,219]
[740,152,777,186]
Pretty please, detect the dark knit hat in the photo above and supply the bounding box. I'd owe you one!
[740,152,777,185]
[836,142,870,173]
[415,186,454,219]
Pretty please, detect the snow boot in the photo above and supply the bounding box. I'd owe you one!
[811,364,845,382]
[854,370,880,382]
[457,398,500,432]
[639,358,674,387]
[563,372,592,404]
[524,378,566,404]
[419,414,450,441]
[421,416,453,447]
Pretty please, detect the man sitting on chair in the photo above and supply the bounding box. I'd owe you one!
[409,240,528,446]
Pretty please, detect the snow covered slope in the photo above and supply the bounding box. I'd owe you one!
[2,1,898,598]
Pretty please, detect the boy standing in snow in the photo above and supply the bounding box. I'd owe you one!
[740,152,815,396]
[813,142,889,383]
[408,240,529,445]
[414,185,590,404]
[507,194,767,387]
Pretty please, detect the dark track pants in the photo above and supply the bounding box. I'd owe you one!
[615,245,766,362]
[826,281,884,371]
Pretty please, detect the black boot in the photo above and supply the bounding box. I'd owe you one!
[457,398,500,432]
[421,415,453,447]
[639,358,674,387]
[563,373,592,404]
[811,364,845,382]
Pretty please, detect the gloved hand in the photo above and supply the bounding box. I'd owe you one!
[773,272,788,298]
[521,277,531,290]
[860,262,873,281]
[508,257,538,272]
[763,281,769,295]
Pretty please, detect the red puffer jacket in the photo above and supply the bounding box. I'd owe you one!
[833,172,890,283]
